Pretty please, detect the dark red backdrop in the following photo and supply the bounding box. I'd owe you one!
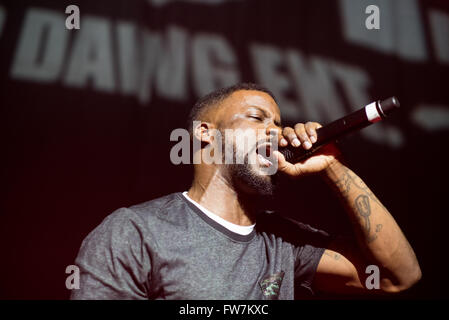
[1,0,448,299]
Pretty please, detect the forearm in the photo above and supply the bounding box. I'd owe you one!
[322,160,421,290]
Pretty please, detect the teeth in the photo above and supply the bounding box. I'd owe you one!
[258,153,272,167]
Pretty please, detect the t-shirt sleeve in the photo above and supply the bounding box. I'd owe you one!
[256,212,332,297]
[70,208,153,300]
[291,221,332,297]
[293,244,326,295]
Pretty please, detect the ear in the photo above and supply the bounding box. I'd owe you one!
[193,121,216,145]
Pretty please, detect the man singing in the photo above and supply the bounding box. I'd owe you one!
[71,83,421,300]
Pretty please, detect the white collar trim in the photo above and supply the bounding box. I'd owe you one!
[182,191,255,236]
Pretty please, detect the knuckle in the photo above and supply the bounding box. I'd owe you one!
[294,123,305,130]
[283,127,293,134]
[305,122,317,131]
[288,133,297,140]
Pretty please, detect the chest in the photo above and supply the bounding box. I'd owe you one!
[149,236,295,299]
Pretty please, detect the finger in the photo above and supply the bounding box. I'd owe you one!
[280,137,288,147]
[305,122,320,143]
[268,128,287,147]
[273,150,301,175]
[294,123,312,150]
[282,127,301,147]
[276,130,288,147]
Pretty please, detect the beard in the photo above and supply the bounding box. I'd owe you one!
[226,153,277,197]
[217,127,279,198]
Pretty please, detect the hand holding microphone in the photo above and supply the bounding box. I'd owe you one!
[273,97,400,175]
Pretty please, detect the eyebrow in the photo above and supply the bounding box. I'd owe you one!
[248,106,282,127]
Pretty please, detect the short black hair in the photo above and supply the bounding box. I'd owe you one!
[187,83,276,135]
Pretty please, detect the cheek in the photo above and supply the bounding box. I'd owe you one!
[233,134,257,154]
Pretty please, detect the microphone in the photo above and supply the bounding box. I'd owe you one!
[279,97,400,163]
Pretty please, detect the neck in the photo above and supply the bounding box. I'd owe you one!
[188,166,260,226]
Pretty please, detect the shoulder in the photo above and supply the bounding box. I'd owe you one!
[82,192,188,246]
[129,192,184,214]
[128,192,192,227]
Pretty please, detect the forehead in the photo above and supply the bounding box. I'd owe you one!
[221,90,281,117]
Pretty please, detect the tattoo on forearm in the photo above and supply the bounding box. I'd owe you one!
[355,195,377,243]
[331,167,388,244]
[375,224,382,233]
[332,168,386,211]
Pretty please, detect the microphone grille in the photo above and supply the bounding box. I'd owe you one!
[279,147,296,163]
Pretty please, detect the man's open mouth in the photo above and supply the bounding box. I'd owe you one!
[256,143,274,167]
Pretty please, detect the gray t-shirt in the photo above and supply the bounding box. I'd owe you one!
[71,192,331,300]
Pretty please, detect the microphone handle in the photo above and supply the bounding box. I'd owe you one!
[279,97,400,163]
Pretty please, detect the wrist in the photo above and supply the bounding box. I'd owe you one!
[321,158,348,181]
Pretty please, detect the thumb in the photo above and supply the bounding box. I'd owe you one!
[273,150,291,173]
[273,150,306,177]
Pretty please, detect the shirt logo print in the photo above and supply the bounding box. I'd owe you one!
[259,271,285,300]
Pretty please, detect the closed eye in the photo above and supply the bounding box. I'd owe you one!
[249,115,263,121]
